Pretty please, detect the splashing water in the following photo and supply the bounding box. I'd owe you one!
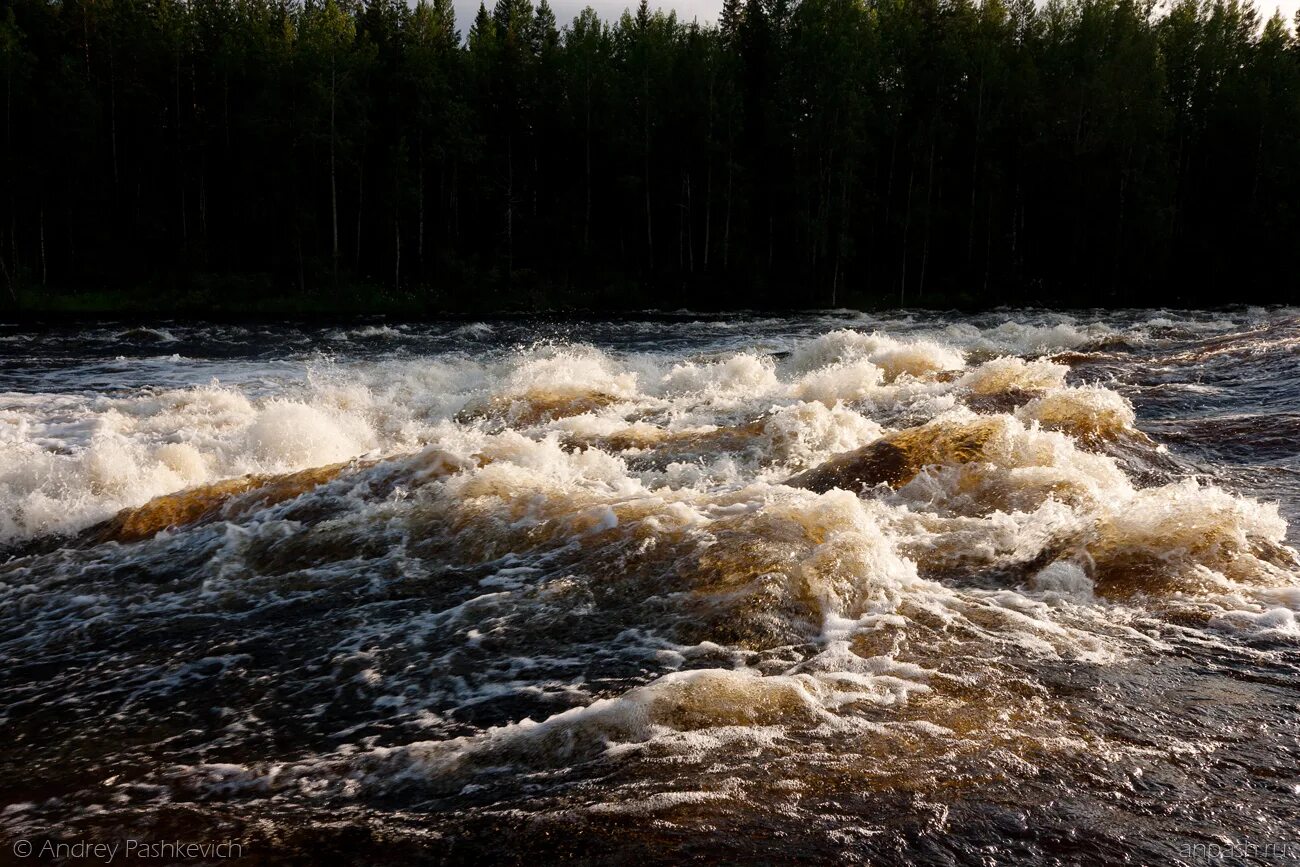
[2,310,1299,863]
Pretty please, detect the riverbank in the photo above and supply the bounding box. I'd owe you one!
[0,277,1256,320]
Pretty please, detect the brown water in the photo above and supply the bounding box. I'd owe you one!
[1,310,1298,864]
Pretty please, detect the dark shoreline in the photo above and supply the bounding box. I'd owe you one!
[3,285,1293,325]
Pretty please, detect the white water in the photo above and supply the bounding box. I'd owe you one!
[2,309,1298,861]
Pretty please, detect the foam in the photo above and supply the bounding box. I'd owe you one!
[957,356,1070,395]
[0,385,380,539]
[502,345,639,400]
[1087,479,1293,595]
[6,317,1299,790]
[1030,560,1096,602]
[1207,606,1299,637]
[193,661,931,798]
[661,353,780,399]
[793,359,886,404]
[9,313,1300,833]
[1016,385,1137,441]
[787,329,966,380]
[244,401,375,467]
[972,321,1104,354]
[759,402,884,469]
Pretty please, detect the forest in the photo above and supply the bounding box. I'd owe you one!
[1,0,1298,312]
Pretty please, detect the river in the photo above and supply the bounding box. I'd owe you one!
[2,310,1298,864]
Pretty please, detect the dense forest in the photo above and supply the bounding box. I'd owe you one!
[1,0,1298,312]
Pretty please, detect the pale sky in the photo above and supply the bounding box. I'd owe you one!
[450,0,712,31]
[450,0,1299,38]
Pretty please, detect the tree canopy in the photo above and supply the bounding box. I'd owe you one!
[1,0,1297,311]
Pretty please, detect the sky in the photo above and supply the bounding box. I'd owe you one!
[450,0,721,30]
[450,0,1300,39]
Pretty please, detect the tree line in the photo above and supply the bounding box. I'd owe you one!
[1,0,1298,311]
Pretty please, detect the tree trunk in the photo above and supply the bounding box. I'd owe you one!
[884,128,898,234]
[723,142,733,269]
[678,178,684,270]
[224,71,231,152]
[1250,117,1265,212]
[39,204,46,286]
[66,206,75,276]
[109,45,118,184]
[506,133,514,279]
[584,70,592,253]
[176,48,187,243]
[919,138,935,299]
[686,172,693,273]
[703,76,714,271]
[418,132,425,277]
[900,161,915,306]
[1113,146,1130,289]
[4,37,11,285]
[330,61,339,285]
[450,160,459,244]
[704,159,712,270]
[643,108,653,269]
[82,5,91,81]
[967,68,984,263]
[983,191,993,295]
[0,251,13,302]
[834,162,850,307]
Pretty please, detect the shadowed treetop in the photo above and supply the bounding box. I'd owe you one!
[0,0,1297,312]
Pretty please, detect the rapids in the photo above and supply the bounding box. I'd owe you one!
[2,310,1298,864]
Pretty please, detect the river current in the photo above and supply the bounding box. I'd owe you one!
[1,310,1298,864]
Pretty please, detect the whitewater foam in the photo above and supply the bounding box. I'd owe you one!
[4,312,1300,857]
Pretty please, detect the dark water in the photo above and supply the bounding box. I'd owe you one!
[1,310,1298,865]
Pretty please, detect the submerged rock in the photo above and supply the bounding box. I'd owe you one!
[785,418,997,493]
[80,462,359,545]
